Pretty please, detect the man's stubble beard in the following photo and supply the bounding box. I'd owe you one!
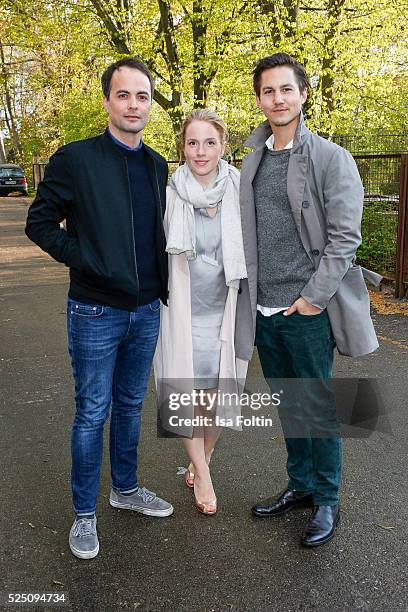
[114,116,149,135]
[121,125,143,134]
[270,113,299,129]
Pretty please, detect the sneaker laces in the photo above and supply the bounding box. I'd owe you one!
[138,486,156,504]
[73,518,96,538]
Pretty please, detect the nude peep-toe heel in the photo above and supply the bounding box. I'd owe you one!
[194,497,217,515]
[184,450,214,490]
[193,477,217,515]
[185,467,195,489]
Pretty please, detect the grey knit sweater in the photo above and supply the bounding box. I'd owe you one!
[253,148,314,308]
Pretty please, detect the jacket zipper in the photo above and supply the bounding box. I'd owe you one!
[153,161,165,229]
[123,157,139,307]
[152,160,167,287]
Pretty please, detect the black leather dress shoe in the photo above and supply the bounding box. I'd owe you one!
[252,488,314,517]
[301,504,340,547]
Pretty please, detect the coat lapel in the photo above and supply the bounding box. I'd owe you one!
[240,146,265,326]
[286,113,310,241]
[287,152,308,238]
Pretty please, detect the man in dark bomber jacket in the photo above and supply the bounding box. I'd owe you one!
[25,58,173,560]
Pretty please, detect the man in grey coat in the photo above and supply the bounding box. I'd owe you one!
[239,53,378,547]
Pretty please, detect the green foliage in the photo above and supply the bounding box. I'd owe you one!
[357,201,398,276]
[1,0,407,161]
[59,88,107,145]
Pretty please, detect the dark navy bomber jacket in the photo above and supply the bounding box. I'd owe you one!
[25,129,169,310]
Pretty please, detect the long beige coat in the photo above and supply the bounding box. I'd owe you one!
[153,186,252,437]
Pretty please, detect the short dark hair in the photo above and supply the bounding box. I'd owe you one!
[253,53,307,96]
[101,58,154,99]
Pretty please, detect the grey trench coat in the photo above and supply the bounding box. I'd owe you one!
[236,115,380,358]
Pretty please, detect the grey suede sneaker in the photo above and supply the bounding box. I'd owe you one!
[69,517,99,559]
[109,486,174,517]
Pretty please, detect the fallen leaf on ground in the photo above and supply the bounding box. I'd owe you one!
[376,524,396,531]
[369,289,408,316]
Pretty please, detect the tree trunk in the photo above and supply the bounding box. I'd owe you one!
[257,0,282,47]
[192,0,208,107]
[0,128,6,163]
[0,41,23,159]
[321,0,345,116]
[283,0,300,38]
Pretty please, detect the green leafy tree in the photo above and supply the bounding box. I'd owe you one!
[0,0,406,163]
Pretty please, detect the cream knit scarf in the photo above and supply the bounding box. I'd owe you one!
[166,159,247,288]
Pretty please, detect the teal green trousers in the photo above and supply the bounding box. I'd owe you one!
[256,310,342,506]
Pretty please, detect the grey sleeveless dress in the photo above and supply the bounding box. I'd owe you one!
[188,206,228,389]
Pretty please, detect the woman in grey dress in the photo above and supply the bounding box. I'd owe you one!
[157,109,248,514]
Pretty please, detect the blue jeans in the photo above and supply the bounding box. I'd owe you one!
[67,297,160,515]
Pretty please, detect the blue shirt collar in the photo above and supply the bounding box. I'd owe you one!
[108,129,143,152]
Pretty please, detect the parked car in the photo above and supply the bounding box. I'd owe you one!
[0,164,28,196]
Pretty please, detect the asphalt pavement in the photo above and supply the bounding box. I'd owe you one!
[1,197,407,612]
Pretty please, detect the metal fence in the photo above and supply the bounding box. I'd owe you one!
[32,158,47,188]
[354,154,401,279]
[329,135,408,296]
[330,133,408,155]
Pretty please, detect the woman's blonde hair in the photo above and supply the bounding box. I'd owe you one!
[178,109,228,152]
